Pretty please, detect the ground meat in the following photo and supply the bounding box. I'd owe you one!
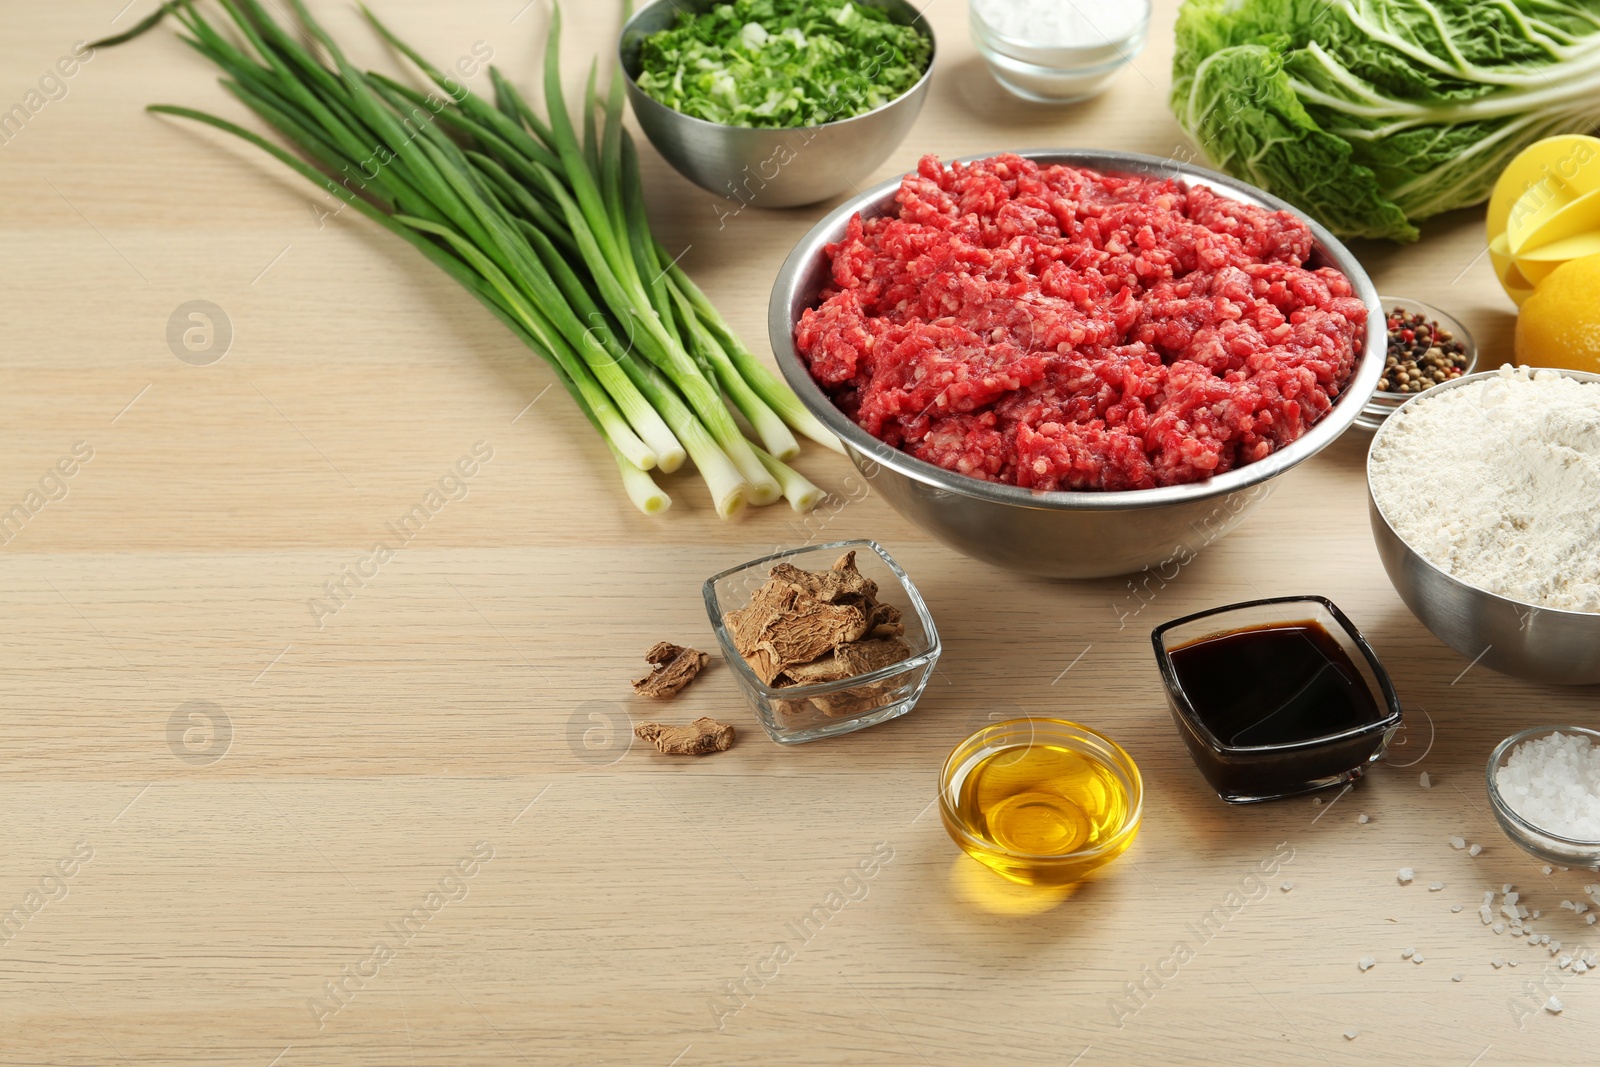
[795,154,1367,490]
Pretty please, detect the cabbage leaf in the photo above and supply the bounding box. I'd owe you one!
[1171,0,1600,241]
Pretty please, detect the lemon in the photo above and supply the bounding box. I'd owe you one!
[1514,251,1600,374]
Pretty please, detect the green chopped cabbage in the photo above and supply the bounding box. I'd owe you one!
[1170,0,1600,241]
[635,0,931,129]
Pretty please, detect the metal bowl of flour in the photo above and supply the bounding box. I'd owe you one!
[1367,368,1600,685]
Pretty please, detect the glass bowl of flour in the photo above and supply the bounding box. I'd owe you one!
[1367,366,1600,685]
[969,0,1150,103]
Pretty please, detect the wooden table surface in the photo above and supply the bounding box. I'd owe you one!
[3,1,1594,1063]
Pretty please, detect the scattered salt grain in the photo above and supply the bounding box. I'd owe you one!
[1504,885,1515,894]
[1413,953,1425,964]
[1509,960,1519,967]
[1546,996,1563,1014]
[1495,732,1600,840]
[1575,961,1588,974]
[1451,905,1463,913]
[1493,923,1506,934]
[1420,772,1432,788]
[1452,972,1464,982]
[1343,1029,1358,1041]
[1398,868,1415,884]
[1358,956,1376,972]
[1533,910,1542,918]
[1484,891,1496,904]
[1492,959,1505,969]
[1450,835,1467,849]
[1543,865,1554,875]
[1401,947,1414,959]
[1358,813,1370,824]
[1480,905,1495,924]
[1589,914,1597,925]
[1280,881,1293,892]
[1312,797,1322,805]
[1470,844,1483,856]
[1560,955,1573,969]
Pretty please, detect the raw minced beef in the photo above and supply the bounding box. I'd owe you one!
[795,154,1368,490]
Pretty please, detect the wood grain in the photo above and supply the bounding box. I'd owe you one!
[1,2,1587,1064]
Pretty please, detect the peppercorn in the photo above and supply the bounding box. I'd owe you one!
[1378,307,1469,393]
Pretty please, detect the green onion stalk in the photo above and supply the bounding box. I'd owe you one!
[123,0,839,516]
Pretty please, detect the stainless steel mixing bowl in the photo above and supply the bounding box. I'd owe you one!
[618,0,935,209]
[1368,368,1600,685]
[768,149,1386,578]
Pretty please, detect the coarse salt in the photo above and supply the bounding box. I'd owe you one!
[1451,905,1463,913]
[1358,956,1376,972]
[1398,868,1415,884]
[1546,996,1564,1014]
[1343,1029,1358,1040]
[1496,731,1600,839]
[1359,814,1370,824]
[1449,836,1466,849]
[1420,772,1432,788]
[971,0,1148,47]
[1401,947,1414,959]
[1470,844,1483,856]
[1430,882,1444,892]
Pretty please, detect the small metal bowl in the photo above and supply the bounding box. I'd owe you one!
[1367,368,1600,685]
[1353,297,1478,432]
[618,0,935,208]
[769,149,1386,578]
[1487,725,1600,870]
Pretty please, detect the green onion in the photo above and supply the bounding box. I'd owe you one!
[128,0,834,516]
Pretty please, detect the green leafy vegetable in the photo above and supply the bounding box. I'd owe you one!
[133,0,841,517]
[635,0,931,128]
[1171,0,1600,242]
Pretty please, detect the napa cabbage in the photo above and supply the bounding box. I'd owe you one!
[1171,0,1600,241]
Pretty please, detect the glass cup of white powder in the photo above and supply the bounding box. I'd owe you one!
[1488,726,1600,869]
[968,0,1151,103]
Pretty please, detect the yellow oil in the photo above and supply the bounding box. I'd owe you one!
[949,742,1136,885]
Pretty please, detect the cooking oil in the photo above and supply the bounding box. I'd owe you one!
[940,719,1141,886]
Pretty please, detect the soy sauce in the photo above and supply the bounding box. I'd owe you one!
[1169,621,1381,747]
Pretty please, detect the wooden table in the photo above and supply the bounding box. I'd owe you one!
[3,1,1592,1063]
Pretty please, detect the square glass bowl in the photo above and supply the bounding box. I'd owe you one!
[703,540,940,744]
[1151,596,1403,803]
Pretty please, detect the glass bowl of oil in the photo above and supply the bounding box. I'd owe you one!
[1151,596,1403,804]
[938,719,1143,886]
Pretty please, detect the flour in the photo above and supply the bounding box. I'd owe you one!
[1370,365,1600,613]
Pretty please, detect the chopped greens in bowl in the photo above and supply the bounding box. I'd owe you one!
[635,0,932,129]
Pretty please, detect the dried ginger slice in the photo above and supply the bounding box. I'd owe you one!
[633,717,735,755]
[631,641,710,698]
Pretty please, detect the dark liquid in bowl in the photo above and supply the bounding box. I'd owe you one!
[1170,622,1380,747]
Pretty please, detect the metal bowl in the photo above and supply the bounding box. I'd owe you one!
[618,0,935,209]
[1367,368,1600,685]
[768,149,1386,578]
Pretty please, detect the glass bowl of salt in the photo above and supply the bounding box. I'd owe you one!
[1487,726,1600,871]
[969,0,1150,103]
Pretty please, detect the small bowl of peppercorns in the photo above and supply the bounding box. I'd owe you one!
[1355,297,1477,431]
